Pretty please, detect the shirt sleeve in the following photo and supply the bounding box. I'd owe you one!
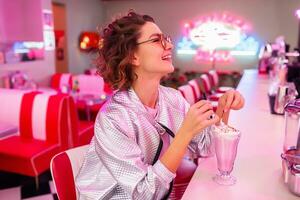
[180,94,214,157]
[93,114,176,199]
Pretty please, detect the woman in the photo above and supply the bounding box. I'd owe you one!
[76,11,244,199]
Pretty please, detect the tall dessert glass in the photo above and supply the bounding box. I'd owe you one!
[212,123,241,185]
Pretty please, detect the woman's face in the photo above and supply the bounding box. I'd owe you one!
[133,22,174,78]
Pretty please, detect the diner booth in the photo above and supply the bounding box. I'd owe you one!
[1,0,300,200]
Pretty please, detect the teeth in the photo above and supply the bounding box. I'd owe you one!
[162,55,171,60]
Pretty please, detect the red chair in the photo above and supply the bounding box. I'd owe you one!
[207,70,234,93]
[188,79,203,102]
[170,158,197,200]
[199,74,223,101]
[0,91,70,185]
[178,84,196,105]
[50,73,73,93]
[73,74,108,121]
[66,96,94,147]
[51,145,196,200]
[50,145,89,200]
[74,74,104,96]
[188,79,218,111]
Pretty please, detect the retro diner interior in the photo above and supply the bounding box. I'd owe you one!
[0,0,300,200]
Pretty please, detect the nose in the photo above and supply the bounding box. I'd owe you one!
[165,41,173,50]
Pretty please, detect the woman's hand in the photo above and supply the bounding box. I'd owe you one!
[216,90,245,123]
[180,100,220,139]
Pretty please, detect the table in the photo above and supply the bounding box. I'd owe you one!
[182,69,299,200]
[73,93,107,121]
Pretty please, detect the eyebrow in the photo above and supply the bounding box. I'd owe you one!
[148,33,161,39]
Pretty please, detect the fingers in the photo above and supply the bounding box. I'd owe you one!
[192,100,211,109]
[200,109,214,121]
[224,90,234,112]
[221,90,245,112]
[202,114,220,127]
[197,102,213,113]
[230,91,245,110]
[221,110,230,124]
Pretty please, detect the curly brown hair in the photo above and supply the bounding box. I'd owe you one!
[96,11,154,90]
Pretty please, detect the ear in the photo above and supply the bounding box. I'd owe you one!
[131,52,140,66]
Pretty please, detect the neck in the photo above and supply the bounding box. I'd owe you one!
[132,77,160,108]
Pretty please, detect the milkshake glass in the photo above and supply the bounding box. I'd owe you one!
[212,123,241,185]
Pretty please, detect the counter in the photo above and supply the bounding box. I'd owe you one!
[182,69,298,200]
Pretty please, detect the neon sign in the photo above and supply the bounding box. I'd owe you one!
[177,13,260,62]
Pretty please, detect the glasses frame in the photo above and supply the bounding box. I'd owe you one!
[136,34,172,50]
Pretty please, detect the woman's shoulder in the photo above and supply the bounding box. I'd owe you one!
[98,92,131,119]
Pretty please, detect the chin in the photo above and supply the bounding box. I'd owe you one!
[165,63,175,73]
[155,62,174,76]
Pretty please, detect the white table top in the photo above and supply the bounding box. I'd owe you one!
[182,69,299,200]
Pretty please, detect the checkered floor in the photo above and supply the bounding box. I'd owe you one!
[0,171,58,200]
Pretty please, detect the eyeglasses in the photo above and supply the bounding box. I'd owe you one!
[136,34,172,50]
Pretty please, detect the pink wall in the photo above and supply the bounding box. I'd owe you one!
[0,0,43,42]
[0,0,55,87]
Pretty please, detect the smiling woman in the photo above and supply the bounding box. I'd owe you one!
[75,11,244,200]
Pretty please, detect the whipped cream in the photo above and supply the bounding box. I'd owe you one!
[212,123,240,138]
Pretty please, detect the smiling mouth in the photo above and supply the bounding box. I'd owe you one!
[162,55,172,60]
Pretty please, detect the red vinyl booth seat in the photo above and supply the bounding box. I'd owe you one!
[67,97,94,147]
[199,74,224,102]
[207,70,234,93]
[178,84,196,105]
[51,145,89,200]
[51,145,197,200]
[0,91,69,177]
[50,73,73,93]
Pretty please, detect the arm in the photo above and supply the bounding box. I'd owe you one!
[160,100,219,172]
[175,90,244,159]
[93,115,175,200]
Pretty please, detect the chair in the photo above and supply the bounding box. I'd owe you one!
[170,158,197,200]
[0,90,70,185]
[178,84,196,105]
[50,145,89,200]
[199,74,223,101]
[74,74,105,96]
[66,96,94,147]
[50,73,73,93]
[51,144,195,200]
[83,69,114,95]
[207,70,234,93]
[188,79,203,102]
[73,74,107,120]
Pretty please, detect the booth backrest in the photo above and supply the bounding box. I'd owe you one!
[200,74,212,94]
[178,84,195,105]
[188,79,202,102]
[75,74,104,96]
[0,89,69,149]
[20,93,69,146]
[0,89,28,127]
[51,145,89,200]
[51,73,73,92]
[208,70,219,88]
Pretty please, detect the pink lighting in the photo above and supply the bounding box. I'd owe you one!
[177,12,260,63]
[296,9,300,19]
[184,23,190,28]
[196,50,233,62]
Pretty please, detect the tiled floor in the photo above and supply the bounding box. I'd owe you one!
[0,171,58,200]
